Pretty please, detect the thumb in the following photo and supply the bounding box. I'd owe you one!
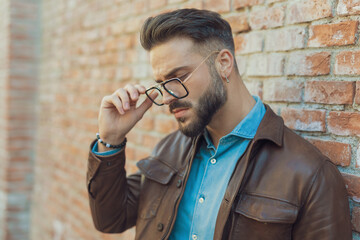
[135,91,159,119]
[135,96,154,119]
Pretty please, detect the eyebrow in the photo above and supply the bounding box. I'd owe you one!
[155,66,189,83]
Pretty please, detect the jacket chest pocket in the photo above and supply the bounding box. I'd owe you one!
[229,193,298,240]
[137,158,176,219]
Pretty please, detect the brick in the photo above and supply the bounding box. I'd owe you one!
[335,51,360,75]
[265,26,306,52]
[182,1,203,9]
[287,0,332,24]
[132,63,149,79]
[249,5,285,30]
[234,32,263,54]
[287,52,331,76]
[136,147,152,160]
[342,173,360,202]
[168,0,186,3]
[124,16,144,34]
[126,146,136,161]
[328,112,360,136]
[307,139,351,166]
[281,108,326,132]
[263,79,303,102]
[155,117,177,134]
[357,144,360,169]
[337,0,360,16]
[235,55,247,76]
[352,207,360,232]
[304,81,355,104]
[244,81,263,98]
[225,13,250,33]
[115,66,132,81]
[203,0,231,13]
[134,0,149,14]
[234,0,264,9]
[149,0,167,10]
[356,82,360,105]
[268,0,284,3]
[142,134,161,149]
[236,56,248,76]
[137,115,154,131]
[308,21,358,47]
[247,53,284,76]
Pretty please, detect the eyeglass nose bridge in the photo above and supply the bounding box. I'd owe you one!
[162,88,178,105]
[146,78,189,106]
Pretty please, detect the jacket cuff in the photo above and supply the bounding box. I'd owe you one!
[87,139,126,179]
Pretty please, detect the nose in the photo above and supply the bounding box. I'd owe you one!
[162,90,177,105]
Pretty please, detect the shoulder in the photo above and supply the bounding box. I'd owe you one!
[148,130,194,169]
[249,125,340,206]
[281,126,328,170]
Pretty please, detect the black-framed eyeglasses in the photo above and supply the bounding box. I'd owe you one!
[145,51,220,106]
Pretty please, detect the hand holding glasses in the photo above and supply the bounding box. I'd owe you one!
[96,51,219,152]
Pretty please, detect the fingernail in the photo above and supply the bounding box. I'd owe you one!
[125,102,130,109]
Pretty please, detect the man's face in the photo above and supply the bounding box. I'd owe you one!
[150,38,227,137]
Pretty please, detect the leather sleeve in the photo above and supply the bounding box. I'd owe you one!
[292,160,352,240]
[87,140,141,233]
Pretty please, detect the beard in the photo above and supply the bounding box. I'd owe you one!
[169,66,228,137]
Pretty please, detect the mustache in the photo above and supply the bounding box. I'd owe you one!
[169,101,193,113]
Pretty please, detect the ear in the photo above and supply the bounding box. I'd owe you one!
[215,49,234,79]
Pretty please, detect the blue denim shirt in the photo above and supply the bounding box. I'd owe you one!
[169,96,265,240]
[92,96,266,240]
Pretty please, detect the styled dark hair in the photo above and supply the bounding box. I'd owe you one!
[140,8,235,55]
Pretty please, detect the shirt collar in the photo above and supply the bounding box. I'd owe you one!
[203,96,266,147]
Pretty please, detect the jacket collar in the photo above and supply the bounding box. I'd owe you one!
[195,104,284,148]
[253,104,284,147]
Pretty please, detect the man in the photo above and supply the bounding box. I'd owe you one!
[87,8,352,240]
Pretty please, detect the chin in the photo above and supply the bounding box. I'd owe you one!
[177,117,206,137]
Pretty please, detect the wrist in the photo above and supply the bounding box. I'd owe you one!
[98,132,126,146]
[96,133,127,149]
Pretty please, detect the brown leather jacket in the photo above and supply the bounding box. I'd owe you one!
[87,106,352,240]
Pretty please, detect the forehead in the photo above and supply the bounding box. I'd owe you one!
[149,38,199,79]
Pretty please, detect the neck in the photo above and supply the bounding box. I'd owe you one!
[206,74,256,148]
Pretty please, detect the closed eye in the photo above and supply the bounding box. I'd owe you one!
[178,73,189,82]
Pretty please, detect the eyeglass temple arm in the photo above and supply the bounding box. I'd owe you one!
[182,50,220,84]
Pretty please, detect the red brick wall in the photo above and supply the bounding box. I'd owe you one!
[0,1,10,239]
[0,0,39,239]
[1,0,359,239]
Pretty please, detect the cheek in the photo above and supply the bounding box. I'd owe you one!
[185,77,210,99]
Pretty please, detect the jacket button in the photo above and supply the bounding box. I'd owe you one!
[176,179,182,188]
[157,223,164,231]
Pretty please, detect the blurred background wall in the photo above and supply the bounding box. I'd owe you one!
[1,0,39,239]
[0,0,359,239]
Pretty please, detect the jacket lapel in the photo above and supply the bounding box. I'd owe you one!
[213,105,284,239]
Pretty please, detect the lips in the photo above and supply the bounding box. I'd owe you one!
[172,108,189,119]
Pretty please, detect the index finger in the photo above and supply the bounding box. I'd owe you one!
[134,84,146,94]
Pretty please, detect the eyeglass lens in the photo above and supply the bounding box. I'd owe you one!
[147,79,188,105]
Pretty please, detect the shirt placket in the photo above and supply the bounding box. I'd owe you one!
[189,144,216,240]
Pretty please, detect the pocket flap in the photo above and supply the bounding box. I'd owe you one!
[235,193,298,224]
[137,158,176,185]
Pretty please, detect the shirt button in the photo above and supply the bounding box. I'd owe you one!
[107,161,112,166]
[192,234,198,240]
[210,158,217,164]
[199,197,205,204]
